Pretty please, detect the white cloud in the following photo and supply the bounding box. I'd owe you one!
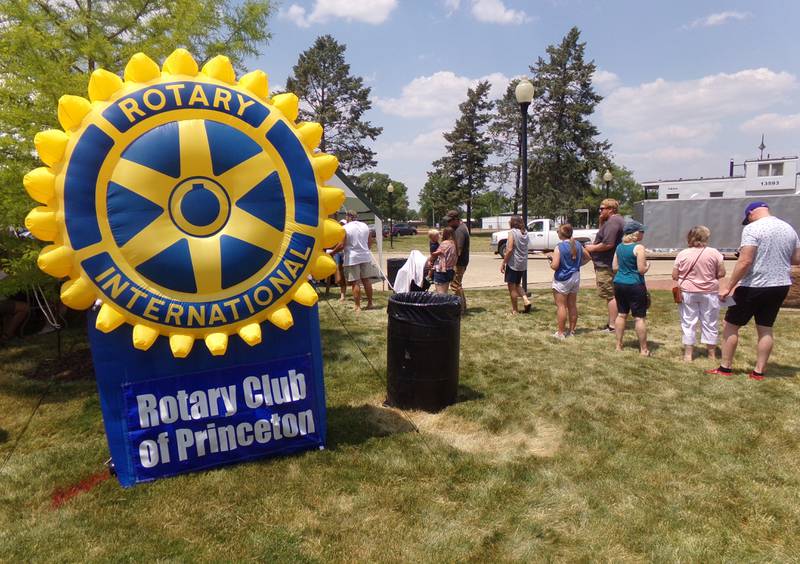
[282,0,398,27]
[593,70,621,94]
[443,0,460,15]
[375,71,510,119]
[376,128,448,161]
[684,11,751,29]
[740,112,800,133]
[471,0,530,25]
[600,68,796,132]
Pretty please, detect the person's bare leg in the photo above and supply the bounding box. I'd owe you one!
[508,283,519,314]
[519,285,531,309]
[607,298,618,328]
[683,345,694,362]
[719,321,739,369]
[635,317,648,355]
[362,278,373,309]
[754,325,774,374]
[567,292,578,334]
[3,302,28,338]
[338,266,346,301]
[706,344,717,361]
[435,283,448,294]
[615,313,626,351]
[554,291,567,335]
[352,281,361,312]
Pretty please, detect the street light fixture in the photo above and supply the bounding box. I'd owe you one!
[603,169,613,198]
[387,182,395,249]
[515,78,534,293]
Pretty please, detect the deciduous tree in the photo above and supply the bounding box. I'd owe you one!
[355,172,409,221]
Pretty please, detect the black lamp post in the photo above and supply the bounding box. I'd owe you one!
[515,79,534,293]
[387,183,394,249]
[603,169,613,198]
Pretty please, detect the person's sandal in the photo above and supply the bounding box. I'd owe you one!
[523,303,531,314]
[704,367,733,376]
[748,370,765,381]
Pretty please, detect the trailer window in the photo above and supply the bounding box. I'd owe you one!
[758,164,770,176]
[666,194,679,200]
[771,162,784,176]
[709,191,723,198]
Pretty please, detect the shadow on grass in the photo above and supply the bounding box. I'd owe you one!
[456,384,484,403]
[326,404,416,449]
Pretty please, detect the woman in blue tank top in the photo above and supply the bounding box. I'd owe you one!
[549,224,590,338]
[612,220,651,356]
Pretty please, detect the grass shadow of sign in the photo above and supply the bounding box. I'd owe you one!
[326,404,417,449]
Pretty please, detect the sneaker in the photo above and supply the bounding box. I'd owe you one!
[748,371,765,381]
[600,325,615,333]
[552,332,566,340]
[704,367,733,376]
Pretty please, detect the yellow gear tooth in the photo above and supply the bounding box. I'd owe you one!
[57,95,92,131]
[293,282,319,307]
[96,303,126,332]
[237,323,262,346]
[320,187,346,215]
[60,277,96,310]
[202,55,235,84]
[169,334,195,358]
[37,244,74,278]
[272,93,299,121]
[124,53,161,83]
[312,154,339,183]
[204,332,229,356]
[88,68,123,101]
[238,70,268,98]
[132,324,159,351]
[322,218,345,248]
[23,167,56,204]
[296,122,323,151]
[25,206,58,241]
[163,48,198,75]
[269,307,294,330]
[34,130,68,167]
[310,254,337,280]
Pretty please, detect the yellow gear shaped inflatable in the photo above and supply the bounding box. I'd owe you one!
[24,49,345,358]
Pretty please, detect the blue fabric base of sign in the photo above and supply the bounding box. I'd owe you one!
[87,302,327,487]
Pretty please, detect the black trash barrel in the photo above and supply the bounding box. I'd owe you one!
[386,257,406,287]
[386,292,461,412]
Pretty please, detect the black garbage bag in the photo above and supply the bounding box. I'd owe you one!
[386,292,461,412]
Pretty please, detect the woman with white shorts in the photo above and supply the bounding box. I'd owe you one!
[549,224,591,338]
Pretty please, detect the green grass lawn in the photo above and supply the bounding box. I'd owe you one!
[2,290,800,561]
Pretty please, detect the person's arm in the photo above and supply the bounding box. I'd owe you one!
[720,245,756,298]
[612,250,619,273]
[549,246,561,271]
[586,241,614,254]
[672,266,679,281]
[580,245,591,266]
[792,243,800,266]
[717,254,726,279]
[636,244,649,274]
[501,232,514,272]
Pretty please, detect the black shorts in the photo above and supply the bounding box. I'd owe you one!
[504,267,524,285]
[724,285,790,327]
[433,270,454,284]
[614,283,648,318]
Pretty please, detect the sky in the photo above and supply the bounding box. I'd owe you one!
[244,0,800,207]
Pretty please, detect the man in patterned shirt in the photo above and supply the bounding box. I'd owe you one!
[706,202,800,379]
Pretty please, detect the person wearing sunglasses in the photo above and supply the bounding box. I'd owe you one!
[584,199,625,332]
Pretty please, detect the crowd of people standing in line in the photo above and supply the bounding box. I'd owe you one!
[497,198,799,377]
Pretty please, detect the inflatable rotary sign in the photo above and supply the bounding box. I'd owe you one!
[24,49,345,486]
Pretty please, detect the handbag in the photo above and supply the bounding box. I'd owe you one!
[673,248,706,304]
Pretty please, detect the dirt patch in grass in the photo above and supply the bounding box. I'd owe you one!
[363,400,563,461]
[24,348,94,382]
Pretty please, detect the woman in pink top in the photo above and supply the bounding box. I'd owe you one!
[428,227,458,294]
[672,226,726,361]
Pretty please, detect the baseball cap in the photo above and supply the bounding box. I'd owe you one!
[742,201,768,225]
[623,219,647,234]
[443,210,460,222]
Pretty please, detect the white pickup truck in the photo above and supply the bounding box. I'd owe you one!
[490,218,599,256]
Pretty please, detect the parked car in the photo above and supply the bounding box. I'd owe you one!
[390,223,418,236]
[490,219,598,255]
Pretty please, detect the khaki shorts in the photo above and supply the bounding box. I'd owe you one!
[595,266,615,301]
[344,262,370,283]
[450,265,467,293]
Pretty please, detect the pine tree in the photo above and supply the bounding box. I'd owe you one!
[488,79,524,213]
[355,172,409,221]
[528,27,611,219]
[286,35,382,173]
[0,0,274,293]
[439,81,493,231]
